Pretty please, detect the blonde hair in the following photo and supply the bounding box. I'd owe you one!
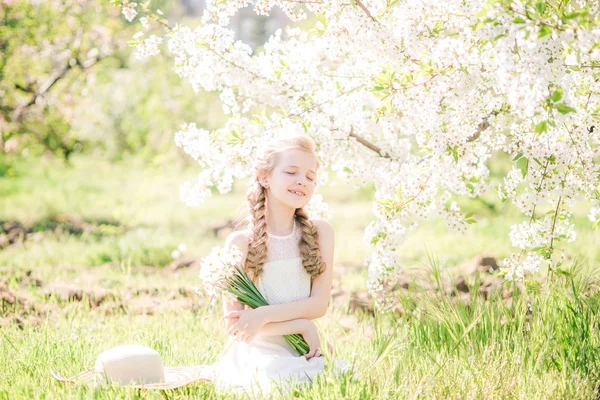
[240,135,326,283]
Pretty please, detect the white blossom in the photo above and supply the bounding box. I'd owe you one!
[199,245,243,297]
[503,252,546,281]
[121,3,137,22]
[589,203,600,223]
[134,0,600,310]
[134,35,163,60]
[305,193,332,221]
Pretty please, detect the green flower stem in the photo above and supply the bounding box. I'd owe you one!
[223,264,310,356]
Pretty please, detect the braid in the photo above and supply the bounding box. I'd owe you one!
[245,180,269,283]
[294,208,326,278]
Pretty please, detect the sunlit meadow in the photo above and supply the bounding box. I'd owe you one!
[3,0,600,397]
[1,153,599,399]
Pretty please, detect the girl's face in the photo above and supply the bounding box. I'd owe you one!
[265,148,317,208]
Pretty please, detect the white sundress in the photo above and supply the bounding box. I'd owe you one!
[208,219,355,397]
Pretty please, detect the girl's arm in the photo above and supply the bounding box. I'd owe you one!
[221,230,250,335]
[258,318,310,336]
[258,220,335,323]
[223,290,312,337]
[223,295,313,338]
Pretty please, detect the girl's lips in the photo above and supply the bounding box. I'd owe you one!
[288,190,305,197]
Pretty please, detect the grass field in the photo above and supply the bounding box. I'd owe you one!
[1,153,599,399]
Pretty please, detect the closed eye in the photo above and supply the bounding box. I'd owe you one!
[286,171,315,182]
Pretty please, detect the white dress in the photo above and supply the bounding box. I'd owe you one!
[209,219,354,397]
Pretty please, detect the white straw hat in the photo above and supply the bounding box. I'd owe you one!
[51,344,212,390]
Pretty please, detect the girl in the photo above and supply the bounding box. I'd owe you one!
[49,135,352,395]
[210,135,345,395]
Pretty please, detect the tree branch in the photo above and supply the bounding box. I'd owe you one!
[11,54,116,122]
[11,63,74,121]
[548,195,563,256]
[348,127,390,158]
[354,0,378,23]
[467,110,499,142]
[346,108,499,161]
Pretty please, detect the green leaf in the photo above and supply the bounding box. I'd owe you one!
[374,72,389,85]
[464,212,474,219]
[551,87,563,102]
[535,2,546,15]
[517,156,529,178]
[396,186,403,199]
[524,279,542,294]
[556,104,576,114]
[537,25,553,39]
[301,120,312,133]
[535,120,548,134]
[513,152,523,161]
[250,115,263,125]
[554,268,572,277]
[474,8,489,18]
[563,12,580,20]
[512,17,527,24]
[473,20,487,31]
[224,129,244,144]
[316,13,327,27]
[433,19,444,34]
[371,232,387,245]
[447,144,459,163]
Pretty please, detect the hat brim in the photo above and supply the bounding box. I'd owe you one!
[51,365,213,390]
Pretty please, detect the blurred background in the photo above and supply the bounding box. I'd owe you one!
[0,0,298,266]
[0,0,291,165]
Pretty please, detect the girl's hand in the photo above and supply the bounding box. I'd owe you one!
[300,320,324,360]
[223,313,239,333]
[300,320,334,360]
[223,308,267,344]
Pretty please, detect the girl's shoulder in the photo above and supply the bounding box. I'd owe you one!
[224,228,251,259]
[310,219,334,240]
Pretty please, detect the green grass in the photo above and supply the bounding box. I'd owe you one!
[1,154,600,399]
[2,262,599,399]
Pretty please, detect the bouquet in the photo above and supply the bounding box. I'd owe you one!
[196,245,309,356]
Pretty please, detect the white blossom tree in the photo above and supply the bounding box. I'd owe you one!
[122,0,600,311]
